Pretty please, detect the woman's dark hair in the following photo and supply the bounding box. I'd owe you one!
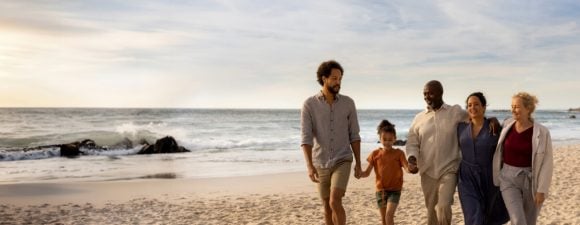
[465,92,487,108]
[377,120,396,135]
[316,60,343,86]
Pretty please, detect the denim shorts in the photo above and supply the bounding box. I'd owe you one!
[376,190,401,207]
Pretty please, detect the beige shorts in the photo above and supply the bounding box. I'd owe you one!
[316,161,352,199]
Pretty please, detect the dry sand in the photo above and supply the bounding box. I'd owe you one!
[1,145,579,225]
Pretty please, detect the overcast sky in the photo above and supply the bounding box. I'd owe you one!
[1,0,579,109]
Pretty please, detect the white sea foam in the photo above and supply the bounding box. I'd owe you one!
[0,108,579,183]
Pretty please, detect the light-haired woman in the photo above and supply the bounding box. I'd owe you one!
[492,92,553,225]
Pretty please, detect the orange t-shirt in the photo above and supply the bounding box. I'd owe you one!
[367,148,409,191]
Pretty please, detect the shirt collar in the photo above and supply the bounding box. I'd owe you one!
[316,90,340,102]
[426,102,449,112]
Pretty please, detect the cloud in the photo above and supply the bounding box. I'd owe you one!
[0,0,579,109]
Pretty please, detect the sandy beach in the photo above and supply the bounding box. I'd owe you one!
[1,145,579,225]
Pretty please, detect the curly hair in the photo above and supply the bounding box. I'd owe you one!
[377,120,396,136]
[316,60,343,86]
[513,92,539,118]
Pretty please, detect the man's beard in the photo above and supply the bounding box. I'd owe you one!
[425,99,442,110]
[326,84,340,95]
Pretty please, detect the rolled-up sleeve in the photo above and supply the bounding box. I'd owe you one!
[348,101,361,143]
[301,101,314,146]
[405,115,420,158]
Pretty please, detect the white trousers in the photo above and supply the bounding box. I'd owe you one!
[421,173,457,225]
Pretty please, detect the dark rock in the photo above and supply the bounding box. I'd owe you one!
[139,144,155,154]
[376,139,407,146]
[570,115,576,119]
[80,139,97,149]
[60,143,82,157]
[79,139,109,150]
[394,140,407,146]
[137,136,190,154]
[155,136,179,153]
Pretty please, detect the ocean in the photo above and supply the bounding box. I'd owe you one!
[1,108,579,184]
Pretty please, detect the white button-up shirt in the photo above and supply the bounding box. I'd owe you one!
[406,103,467,179]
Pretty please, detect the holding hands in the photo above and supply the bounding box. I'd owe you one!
[360,168,371,178]
[408,156,419,174]
[354,163,363,179]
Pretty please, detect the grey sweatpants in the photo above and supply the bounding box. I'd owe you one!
[499,164,541,225]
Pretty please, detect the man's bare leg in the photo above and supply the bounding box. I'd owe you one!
[329,188,346,225]
[322,198,334,225]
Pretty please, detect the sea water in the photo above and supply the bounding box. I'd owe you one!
[0,108,578,184]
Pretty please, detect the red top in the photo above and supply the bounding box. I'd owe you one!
[503,126,533,167]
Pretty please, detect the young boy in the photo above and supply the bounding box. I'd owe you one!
[361,120,418,225]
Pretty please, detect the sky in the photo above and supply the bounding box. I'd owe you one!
[1,0,579,109]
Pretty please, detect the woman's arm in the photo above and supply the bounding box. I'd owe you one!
[536,126,554,206]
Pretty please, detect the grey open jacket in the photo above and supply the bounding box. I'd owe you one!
[492,118,554,199]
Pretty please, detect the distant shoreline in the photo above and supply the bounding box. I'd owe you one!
[0,107,575,111]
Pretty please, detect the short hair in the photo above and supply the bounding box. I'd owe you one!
[513,92,539,116]
[466,92,487,108]
[316,60,343,86]
[425,80,444,94]
[377,120,396,136]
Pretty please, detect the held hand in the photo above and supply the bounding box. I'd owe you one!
[307,165,319,183]
[408,164,419,174]
[361,170,371,178]
[408,156,417,166]
[408,156,419,174]
[535,192,545,207]
[354,164,362,179]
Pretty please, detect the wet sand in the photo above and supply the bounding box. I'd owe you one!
[1,145,579,224]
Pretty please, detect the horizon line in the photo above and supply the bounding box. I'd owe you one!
[0,106,577,111]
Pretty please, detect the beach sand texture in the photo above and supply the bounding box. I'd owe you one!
[1,145,578,225]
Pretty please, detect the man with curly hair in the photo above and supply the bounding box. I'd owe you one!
[301,60,362,225]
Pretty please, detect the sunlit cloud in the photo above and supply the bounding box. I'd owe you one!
[1,0,579,109]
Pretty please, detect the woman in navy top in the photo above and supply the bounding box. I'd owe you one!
[457,92,509,225]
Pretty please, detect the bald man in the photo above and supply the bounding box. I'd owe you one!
[406,80,467,225]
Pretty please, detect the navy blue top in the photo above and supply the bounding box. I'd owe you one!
[458,119,498,167]
[457,118,509,225]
